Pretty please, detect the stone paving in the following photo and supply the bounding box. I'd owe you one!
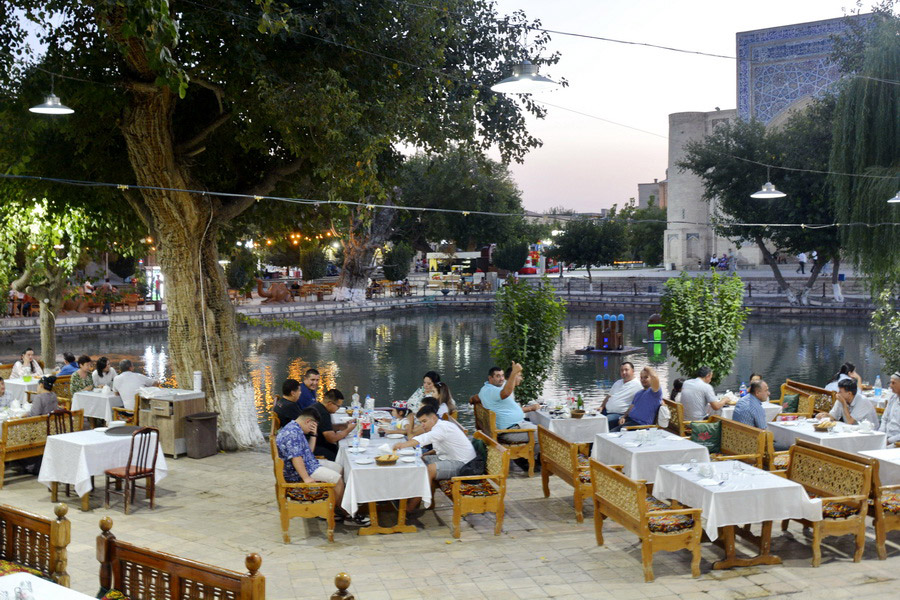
[2,449,899,599]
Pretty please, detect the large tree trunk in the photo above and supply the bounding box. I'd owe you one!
[798,255,827,306]
[12,263,65,369]
[334,203,397,304]
[831,255,845,303]
[755,236,798,305]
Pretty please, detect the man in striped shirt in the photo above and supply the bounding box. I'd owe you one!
[733,380,769,431]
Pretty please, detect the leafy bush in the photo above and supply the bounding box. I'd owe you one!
[490,276,567,403]
[660,271,749,386]
[382,242,414,281]
[871,288,900,375]
[226,246,257,293]
[492,241,529,273]
[298,247,327,281]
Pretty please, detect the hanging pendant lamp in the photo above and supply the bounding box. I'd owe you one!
[491,60,558,94]
[29,74,74,115]
[750,167,786,199]
[888,191,900,204]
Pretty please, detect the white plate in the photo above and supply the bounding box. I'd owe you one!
[397,448,415,456]
[93,427,108,433]
[355,457,374,465]
[347,447,366,454]
[386,433,405,439]
[400,456,416,463]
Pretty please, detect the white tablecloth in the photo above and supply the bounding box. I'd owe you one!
[336,439,432,514]
[0,573,94,600]
[654,462,822,540]
[591,431,710,483]
[71,390,124,423]
[859,448,900,485]
[38,429,169,497]
[5,377,38,403]
[718,401,782,422]
[768,420,887,454]
[528,410,609,444]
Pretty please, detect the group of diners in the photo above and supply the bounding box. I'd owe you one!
[272,367,469,525]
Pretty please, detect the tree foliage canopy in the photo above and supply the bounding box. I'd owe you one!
[492,241,530,272]
[547,216,626,281]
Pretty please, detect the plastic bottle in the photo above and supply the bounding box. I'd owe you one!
[415,445,422,463]
[875,376,882,397]
[351,386,360,409]
[739,382,747,396]
[568,388,575,408]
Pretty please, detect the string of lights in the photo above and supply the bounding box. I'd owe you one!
[1,171,897,228]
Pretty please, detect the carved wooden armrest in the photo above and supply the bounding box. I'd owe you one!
[649,507,702,518]
[879,484,900,492]
[770,470,787,478]
[816,493,867,507]
[713,453,759,462]
[451,474,502,483]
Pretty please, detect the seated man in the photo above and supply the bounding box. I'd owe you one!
[878,372,900,446]
[275,408,369,526]
[600,362,642,431]
[817,378,879,427]
[57,352,79,376]
[392,405,476,511]
[273,379,303,428]
[615,366,662,431]
[679,366,726,421]
[298,369,320,410]
[478,362,539,470]
[112,359,158,413]
[733,380,770,430]
[311,389,357,461]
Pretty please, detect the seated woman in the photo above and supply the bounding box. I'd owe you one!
[406,370,456,416]
[30,376,60,416]
[11,348,44,379]
[92,356,117,388]
[70,355,95,395]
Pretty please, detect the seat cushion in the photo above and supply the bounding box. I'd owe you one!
[578,471,590,484]
[647,513,695,534]
[880,490,900,514]
[105,466,154,478]
[100,591,131,600]
[286,487,330,503]
[0,559,42,578]
[438,479,498,497]
[781,393,800,414]
[810,494,860,519]
[577,454,590,467]
[690,421,721,454]
[646,495,669,511]
[772,453,790,469]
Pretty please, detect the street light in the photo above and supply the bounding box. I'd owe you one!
[491,60,559,94]
[750,167,786,199]
[29,75,74,115]
[887,191,900,204]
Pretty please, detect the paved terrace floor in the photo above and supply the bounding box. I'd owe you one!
[1,448,898,600]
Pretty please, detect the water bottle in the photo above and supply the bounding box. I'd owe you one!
[568,388,574,408]
[739,382,747,396]
[875,376,882,397]
[351,386,360,409]
[415,445,422,463]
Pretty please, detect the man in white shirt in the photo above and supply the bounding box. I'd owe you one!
[679,366,727,421]
[817,378,878,427]
[393,404,476,511]
[878,373,900,446]
[112,359,158,411]
[601,362,642,430]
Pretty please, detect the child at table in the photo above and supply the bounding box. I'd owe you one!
[379,397,441,439]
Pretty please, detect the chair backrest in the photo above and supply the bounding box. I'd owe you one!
[47,408,75,436]
[270,412,282,437]
[708,415,766,466]
[269,435,287,485]
[472,398,497,437]
[3,414,52,460]
[126,428,160,475]
[97,517,264,600]
[786,444,872,500]
[0,503,70,583]
[52,375,72,400]
[795,438,882,490]
[474,431,509,480]
[536,425,577,474]
[0,363,13,379]
[588,458,646,531]
[781,379,835,415]
[664,399,686,436]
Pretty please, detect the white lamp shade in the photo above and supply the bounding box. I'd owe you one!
[29,94,74,115]
[750,181,786,199]
[888,191,900,203]
[491,61,558,94]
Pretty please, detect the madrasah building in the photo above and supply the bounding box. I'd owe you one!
[663,15,866,270]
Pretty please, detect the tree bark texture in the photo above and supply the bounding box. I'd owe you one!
[334,204,397,304]
[754,236,797,305]
[12,263,65,368]
[798,256,828,306]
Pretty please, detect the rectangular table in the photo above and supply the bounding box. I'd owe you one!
[528,409,609,444]
[654,461,822,569]
[591,430,709,483]
[336,438,431,535]
[5,377,38,403]
[768,420,887,454]
[71,390,125,424]
[718,401,782,422]
[38,429,168,511]
[0,572,94,600]
[859,448,900,485]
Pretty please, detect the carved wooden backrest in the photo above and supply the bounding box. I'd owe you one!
[97,518,264,600]
[589,458,643,527]
[711,416,765,459]
[0,503,70,585]
[782,379,836,414]
[537,425,576,474]
[51,375,72,400]
[664,399,685,435]
[0,364,13,379]
[475,431,509,482]
[788,446,872,499]
[269,412,281,438]
[269,436,288,486]
[472,401,497,438]
[795,439,882,491]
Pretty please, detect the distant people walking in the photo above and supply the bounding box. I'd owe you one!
[796,252,807,274]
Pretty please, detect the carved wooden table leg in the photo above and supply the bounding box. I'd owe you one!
[357,500,418,536]
[712,522,782,569]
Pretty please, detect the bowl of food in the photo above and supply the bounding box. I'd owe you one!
[375,454,399,466]
[570,410,585,419]
[813,420,837,432]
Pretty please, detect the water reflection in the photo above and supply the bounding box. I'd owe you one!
[0,311,882,430]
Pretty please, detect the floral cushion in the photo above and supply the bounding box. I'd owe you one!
[880,491,900,514]
[0,559,42,578]
[99,591,131,600]
[646,495,669,511]
[577,454,590,467]
[772,453,790,469]
[647,513,695,534]
[810,494,859,519]
[286,487,330,503]
[578,471,591,485]
[438,479,498,497]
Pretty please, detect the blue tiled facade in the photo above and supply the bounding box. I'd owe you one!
[737,16,868,124]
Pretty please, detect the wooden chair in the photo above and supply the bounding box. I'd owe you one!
[97,517,265,599]
[706,416,767,469]
[0,410,84,489]
[782,443,873,566]
[0,503,71,586]
[269,436,336,543]
[0,363,13,379]
[589,458,702,582]
[776,379,835,419]
[47,408,77,496]
[473,401,536,476]
[763,431,791,471]
[25,374,72,407]
[663,399,690,437]
[537,425,592,522]
[270,411,282,437]
[434,431,509,539]
[104,427,160,514]
[111,393,141,425]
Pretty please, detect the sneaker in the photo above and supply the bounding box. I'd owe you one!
[343,513,371,527]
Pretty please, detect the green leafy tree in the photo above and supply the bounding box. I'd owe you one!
[492,241,530,273]
[225,246,256,294]
[0,1,558,448]
[660,271,750,386]
[547,216,626,281]
[298,247,327,282]
[871,288,900,375]
[382,242,414,281]
[490,276,567,403]
[620,200,666,266]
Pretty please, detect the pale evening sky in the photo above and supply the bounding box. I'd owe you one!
[491,0,859,213]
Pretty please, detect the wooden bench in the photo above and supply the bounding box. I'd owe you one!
[589,458,702,582]
[782,443,873,566]
[0,503,70,586]
[776,379,836,418]
[663,399,690,436]
[705,416,768,469]
[269,436,336,543]
[0,363,13,379]
[97,516,265,599]
[0,410,85,489]
[472,396,535,476]
[25,375,72,409]
[434,431,509,539]
[537,425,591,522]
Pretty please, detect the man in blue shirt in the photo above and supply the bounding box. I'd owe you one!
[298,368,320,409]
[57,353,78,376]
[615,366,662,431]
[733,380,769,431]
[477,362,540,469]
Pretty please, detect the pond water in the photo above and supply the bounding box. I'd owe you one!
[1,310,884,431]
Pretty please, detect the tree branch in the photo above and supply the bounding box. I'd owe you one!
[11,265,35,293]
[176,111,232,155]
[191,78,226,113]
[224,157,308,223]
